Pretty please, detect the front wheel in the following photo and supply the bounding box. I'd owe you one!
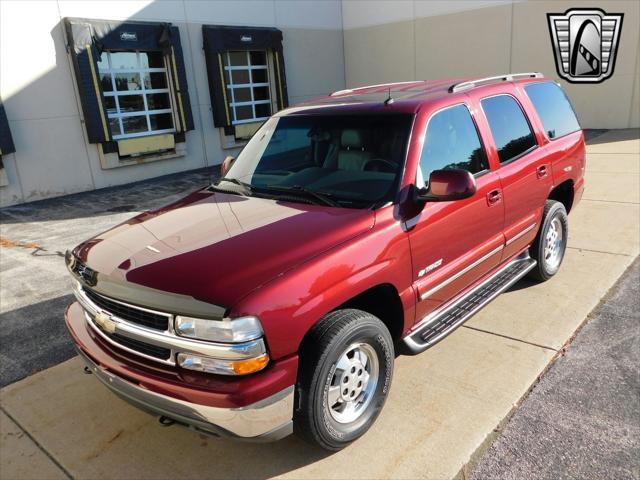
[294,309,394,451]
[529,200,568,281]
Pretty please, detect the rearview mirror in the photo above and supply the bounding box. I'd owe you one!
[220,156,236,177]
[417,169,476,202]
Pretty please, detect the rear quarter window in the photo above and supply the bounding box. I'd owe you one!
[481,95,537,164]
[524,82,581,140]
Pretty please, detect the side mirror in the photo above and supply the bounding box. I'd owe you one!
[220,156,236,177]
[417,169,477,202]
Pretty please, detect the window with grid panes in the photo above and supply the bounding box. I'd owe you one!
[223,51,272,125]
[97,51,175,139]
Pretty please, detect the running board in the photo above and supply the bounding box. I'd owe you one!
[403,253,537,354]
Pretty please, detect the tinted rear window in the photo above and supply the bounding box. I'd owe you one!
[481,95,537,164]
[525,82,580,139]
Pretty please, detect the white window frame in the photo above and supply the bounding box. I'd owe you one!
[99,50,176,140]
[225,50,272,125]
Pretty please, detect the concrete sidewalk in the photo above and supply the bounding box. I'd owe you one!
[1,129,638,479]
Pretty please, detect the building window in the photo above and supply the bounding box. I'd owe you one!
[223,50,272,125]
[202,25,288,142]
[97,51,175,140]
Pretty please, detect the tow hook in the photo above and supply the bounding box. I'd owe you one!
[83,366,93,375]
[158,416,175,427]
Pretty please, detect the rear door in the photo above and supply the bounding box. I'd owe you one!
[408,103,505,321]
[476,93,553,260]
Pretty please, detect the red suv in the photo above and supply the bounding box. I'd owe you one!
[65,73,585,450]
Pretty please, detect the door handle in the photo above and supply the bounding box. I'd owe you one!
[486,189,501,206]
[537,165,548,178]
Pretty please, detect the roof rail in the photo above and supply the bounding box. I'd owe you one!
[449,72,543,93]
[330,81,422,97]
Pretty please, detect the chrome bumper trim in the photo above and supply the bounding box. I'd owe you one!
[73,283,266,365]
[77,348,294,440]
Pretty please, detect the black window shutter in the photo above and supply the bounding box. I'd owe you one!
[64,19,111,144]
[273,45,289,111]
[64,17,194,146]
[163,26,195,132]
[0,103,16,156]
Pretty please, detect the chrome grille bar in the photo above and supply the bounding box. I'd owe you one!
[73,283,266,365]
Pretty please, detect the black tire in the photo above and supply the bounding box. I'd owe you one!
[294,309,394,451]
[529,200,568,281]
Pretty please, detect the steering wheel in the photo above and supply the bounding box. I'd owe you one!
[363,158,398,173]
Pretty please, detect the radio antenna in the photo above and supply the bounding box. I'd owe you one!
[384,87,394,106]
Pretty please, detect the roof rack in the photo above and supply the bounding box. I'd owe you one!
[449,72,543,93]
[330,81,423,97]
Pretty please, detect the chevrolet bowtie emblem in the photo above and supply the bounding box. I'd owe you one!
[94,312,117,334]
[547,8,623,84]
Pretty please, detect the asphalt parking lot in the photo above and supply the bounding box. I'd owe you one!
[0,168,212,387]
[472,257,639,480]
[0,129,638,479]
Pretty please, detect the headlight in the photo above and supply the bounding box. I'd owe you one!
[174,315,263,343]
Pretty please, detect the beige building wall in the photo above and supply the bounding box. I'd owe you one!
[343,0,640,130]
[1,0,637,207]
[0,0,345,207]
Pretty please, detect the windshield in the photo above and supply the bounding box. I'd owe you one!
[222,113,413,208]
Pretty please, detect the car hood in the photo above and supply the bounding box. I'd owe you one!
[73,189,374,310]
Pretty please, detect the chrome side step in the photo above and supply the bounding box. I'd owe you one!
[403,253,537,354]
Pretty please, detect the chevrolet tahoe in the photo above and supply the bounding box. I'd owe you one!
[65,72,585,450]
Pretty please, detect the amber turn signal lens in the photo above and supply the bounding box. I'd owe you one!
[231,354,270,375]
[177,352,270,376]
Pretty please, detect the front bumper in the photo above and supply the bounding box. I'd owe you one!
[77,348,294,440]
[65,302,297,441]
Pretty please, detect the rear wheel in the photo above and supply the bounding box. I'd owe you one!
[529,200,568,281]
[294,309,394,451]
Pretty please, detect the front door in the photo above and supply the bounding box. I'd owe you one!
[408,103,505,323]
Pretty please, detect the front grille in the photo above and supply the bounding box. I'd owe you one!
[84,288,169,331]
[105,331,171,360]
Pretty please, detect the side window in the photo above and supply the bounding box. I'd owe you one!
[418,104,488,185]
[481,95,537,164]
[524,82,580,139]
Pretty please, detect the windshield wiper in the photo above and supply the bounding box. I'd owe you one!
[262,184,341,207]
[213,177,253,195]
